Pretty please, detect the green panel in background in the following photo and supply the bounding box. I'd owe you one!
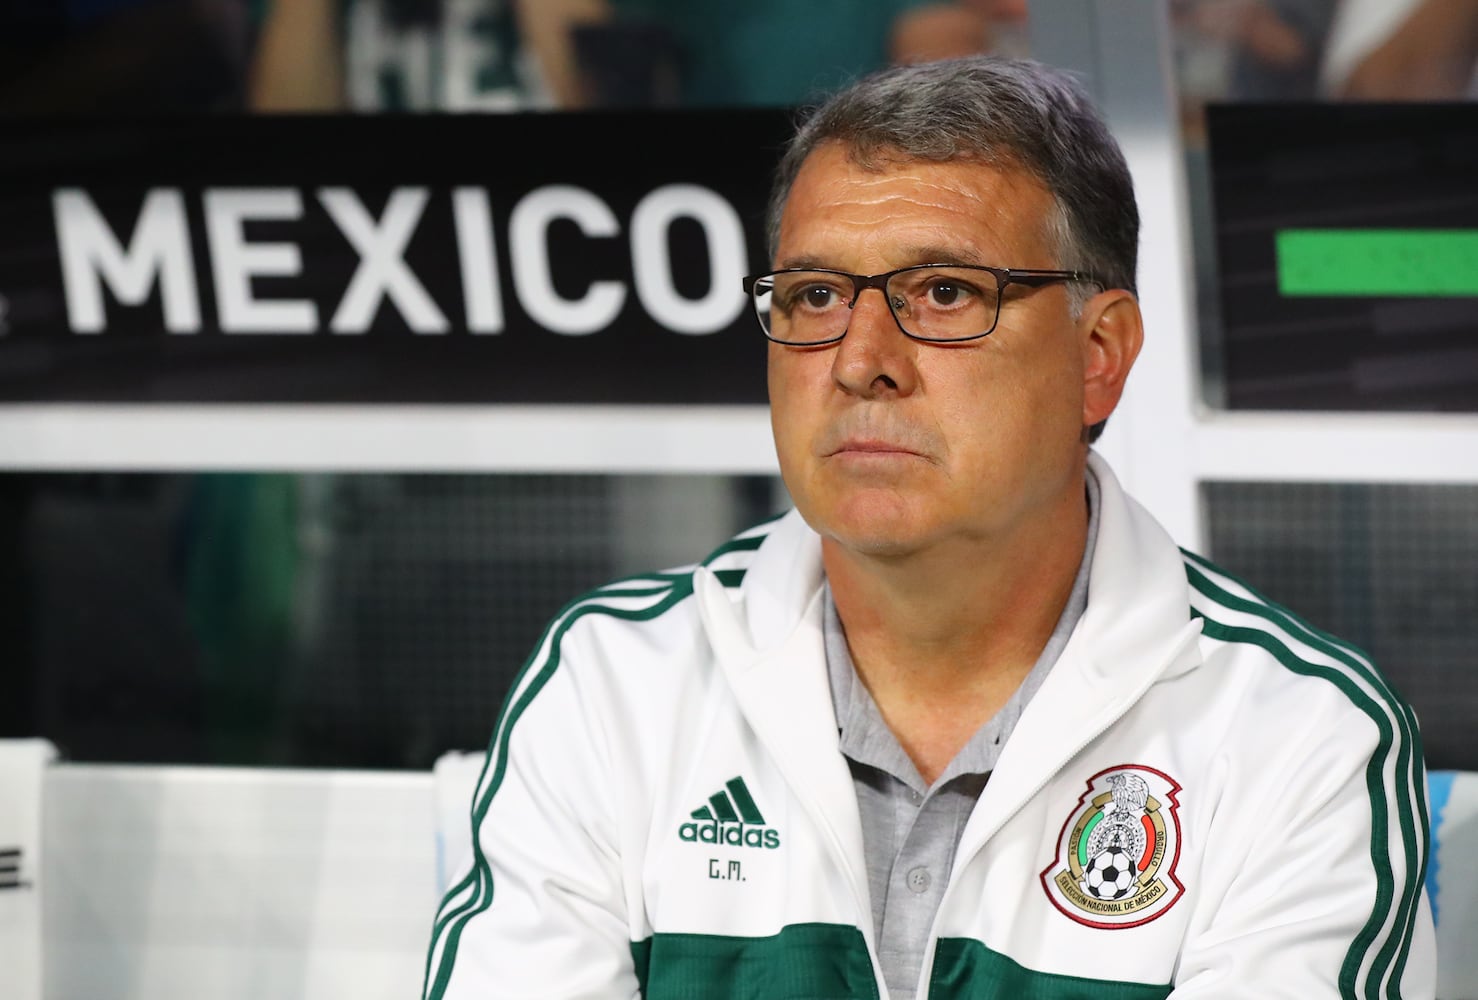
[1276,230,1478,297]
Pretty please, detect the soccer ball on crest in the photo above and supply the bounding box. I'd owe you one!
[1083,847,1138,901]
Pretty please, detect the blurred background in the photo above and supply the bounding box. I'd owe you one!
[0,0,1474,775]
[2,3,1476,999]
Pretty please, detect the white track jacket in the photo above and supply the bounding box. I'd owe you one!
[423,452,1434,999]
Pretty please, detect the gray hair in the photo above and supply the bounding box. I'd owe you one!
[763,55,1139,441]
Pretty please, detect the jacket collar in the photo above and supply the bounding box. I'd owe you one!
[735,507,826,654]
[700,451,1198,686]
[956,453,1204,856]
[691,452,1204,911]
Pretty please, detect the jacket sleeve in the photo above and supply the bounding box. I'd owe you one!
[1169,687,1434,999]
[420,622,639,1000]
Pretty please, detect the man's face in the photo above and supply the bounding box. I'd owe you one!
[767,142,1095,558]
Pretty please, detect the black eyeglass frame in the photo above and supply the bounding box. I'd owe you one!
[742,263,1103,346]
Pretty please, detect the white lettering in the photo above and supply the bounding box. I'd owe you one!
[204,188,317,333]
[630,184,747,335]
[344,0,433,110]
[320,186,449,334]
[452,187,503,333]
[53,183,759,341]
[54,188,200,333]
[509,185,625,336]
[440,0,520,110]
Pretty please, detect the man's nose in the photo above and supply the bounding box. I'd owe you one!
[830,286,919,398]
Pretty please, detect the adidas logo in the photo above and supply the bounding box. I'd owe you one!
[678,776,781,849]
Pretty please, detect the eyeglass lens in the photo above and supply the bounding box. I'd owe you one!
[752,267,1003,344]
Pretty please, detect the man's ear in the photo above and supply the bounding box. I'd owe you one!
[1079,289,1144,430]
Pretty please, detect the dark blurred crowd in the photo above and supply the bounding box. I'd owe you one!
[0,0,1473,118]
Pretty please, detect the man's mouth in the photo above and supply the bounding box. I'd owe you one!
[828,438,918,456]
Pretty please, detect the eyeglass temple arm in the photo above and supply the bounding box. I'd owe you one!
[1005,269,1103,289]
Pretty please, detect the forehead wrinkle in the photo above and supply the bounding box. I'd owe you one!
[803,176,999,231]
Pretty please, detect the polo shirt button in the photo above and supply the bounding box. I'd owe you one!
[906,866,931,893]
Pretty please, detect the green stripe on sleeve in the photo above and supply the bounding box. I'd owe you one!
[422,581,692,1000]
[422,517,781,997]
[1181,553,1429,998]
[1180,549,1432,992]
[1275,229,1478,296]
[1183,562,1425,1000]
[702,533,768,564]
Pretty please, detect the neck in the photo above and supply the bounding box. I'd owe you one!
[823,472,1091,780]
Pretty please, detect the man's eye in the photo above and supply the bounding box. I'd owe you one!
[799,285,842,309]
[925,281,972,306]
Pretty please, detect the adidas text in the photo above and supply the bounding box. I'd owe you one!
[678,821,780,849]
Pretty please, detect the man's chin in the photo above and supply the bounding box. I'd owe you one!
[806,497,937,560]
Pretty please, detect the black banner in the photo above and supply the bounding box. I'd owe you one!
[0,109,796,403]
[1206,102,1478,412]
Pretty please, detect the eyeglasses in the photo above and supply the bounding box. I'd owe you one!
[742,264,1101,346]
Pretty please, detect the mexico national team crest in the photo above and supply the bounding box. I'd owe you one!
[1040,765,1184,928]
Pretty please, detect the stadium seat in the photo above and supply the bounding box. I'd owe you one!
[1430,769,1478,999]
[431,749,489,893]
[0,739,54,1000]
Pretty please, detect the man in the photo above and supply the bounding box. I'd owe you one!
[423,55,1433,999]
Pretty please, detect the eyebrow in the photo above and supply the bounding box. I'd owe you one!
[772,245,990,271]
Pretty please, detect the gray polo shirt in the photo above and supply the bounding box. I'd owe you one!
[822,471,1100,1000]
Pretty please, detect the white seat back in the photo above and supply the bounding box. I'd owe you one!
[1432,769,1478,999]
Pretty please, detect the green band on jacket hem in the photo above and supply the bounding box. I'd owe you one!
[928,938,1171,1000]
[631,923,878,1000]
